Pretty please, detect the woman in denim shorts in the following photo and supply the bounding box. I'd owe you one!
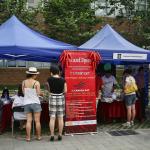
[22,67,42,141]
[122,69,137,127]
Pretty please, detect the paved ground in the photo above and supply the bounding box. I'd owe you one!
[0,103,150,150]
[0,128,150,150]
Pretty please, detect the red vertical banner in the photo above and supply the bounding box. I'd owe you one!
[60,50,101,134]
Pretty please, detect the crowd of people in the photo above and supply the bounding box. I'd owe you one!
[0,64,148,141]
[0,65,67,141]
[96,65,147,127]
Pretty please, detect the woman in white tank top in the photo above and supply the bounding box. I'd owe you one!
[22,67,42,141]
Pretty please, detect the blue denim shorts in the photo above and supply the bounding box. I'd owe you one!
[24,103,42,113]
[124,94,137,106]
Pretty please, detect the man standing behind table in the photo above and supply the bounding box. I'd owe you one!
[135,66,147,121]
[102,70,118,99]
[96,73,103,100]
[0,100,3,134]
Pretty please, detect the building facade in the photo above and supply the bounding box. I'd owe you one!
[94,0,149,17]
[0,60,51,85]
[0,68,50,85]
[0,60,50,69]
[27,0,41,8]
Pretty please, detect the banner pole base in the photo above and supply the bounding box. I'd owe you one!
[64,131,98,136]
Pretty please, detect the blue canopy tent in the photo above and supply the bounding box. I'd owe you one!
[79,24,150,64]
[0,15,77,62]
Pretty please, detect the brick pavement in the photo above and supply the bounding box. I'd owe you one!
[0,129,150,150]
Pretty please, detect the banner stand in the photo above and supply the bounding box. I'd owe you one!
[60,50,101,135]
[65,131,98,136]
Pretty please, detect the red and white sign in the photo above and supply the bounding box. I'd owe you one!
[60,50,101,134]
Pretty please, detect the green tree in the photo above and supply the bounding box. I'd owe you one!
[40,0,101,45]
[0,0,38,27]
[103,0,150,48]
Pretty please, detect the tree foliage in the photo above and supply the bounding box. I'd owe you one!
[104,0,150,48]
[40,0,101,45]
[0,0,38,27]
[0,0,102,45]
[0,0,150,47]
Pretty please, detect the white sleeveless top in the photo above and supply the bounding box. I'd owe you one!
[23,82,40,105]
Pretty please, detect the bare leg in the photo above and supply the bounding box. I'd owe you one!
[34,112,41,139]
[131,104,136,121]
[58,117,64,136]
[49,117,56,136]
[126,106,132,122]
[26,113,32,141]
[19,120,26,130]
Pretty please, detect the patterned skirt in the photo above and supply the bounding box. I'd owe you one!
[49,93,65,117]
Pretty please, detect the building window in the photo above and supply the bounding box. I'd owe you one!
[7,60,17,67]
[17,60,26,67]
[5,60,27,68]
[0,60,50,69]
[27,61,42,68]
[27,61,51,69]
[0,60,4,67]
[28,0,34,3]
[42,62,51,68]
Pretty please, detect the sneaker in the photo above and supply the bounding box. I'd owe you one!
[131,121,134,126]
[122,122,131,127]
[50,136,54,142]
[58,135,62,141]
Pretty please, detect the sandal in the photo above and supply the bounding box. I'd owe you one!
[36,137,42,141]
[26,138,31,142]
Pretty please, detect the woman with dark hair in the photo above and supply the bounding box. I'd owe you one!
[12,84,25,130]
[18,84,24,97]
[0,99,3,134]
[1,87,10,100]
[135,66,146,121]
[46,65,67,141]
[22,67,42,141]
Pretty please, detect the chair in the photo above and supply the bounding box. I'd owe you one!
[12,106,35,136]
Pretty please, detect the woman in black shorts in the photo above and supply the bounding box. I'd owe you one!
[46,65,67,141]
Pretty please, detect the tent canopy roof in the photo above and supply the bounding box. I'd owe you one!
[0,15,76,62]
[79,24,150,64]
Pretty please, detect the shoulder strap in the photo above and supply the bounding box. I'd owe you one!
[23,81,26,88]
[32,82,37,89]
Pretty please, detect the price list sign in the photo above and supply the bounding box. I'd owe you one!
[60,51,100,134]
